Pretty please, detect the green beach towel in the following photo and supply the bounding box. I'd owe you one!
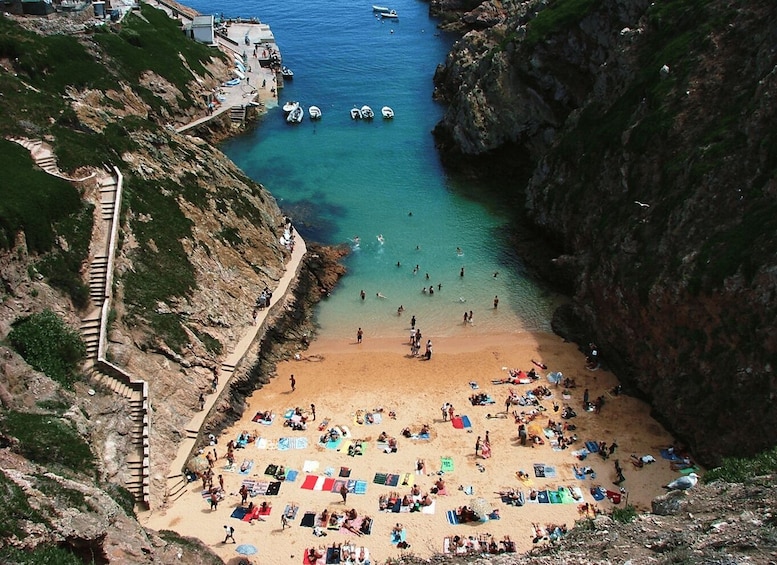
[441,457,454,473]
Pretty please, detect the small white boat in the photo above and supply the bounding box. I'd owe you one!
[381,106,394,119]
[282,101,299,113]
[360,105,374,119]
[309,106,322,120]
[281,65,294,79]
[350,107,363,120]
[381,9,398,18]
[372,5,390,12]
[286,105,304,123]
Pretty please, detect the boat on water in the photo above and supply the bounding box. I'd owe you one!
[281,65,294,79]
[282,101,299,113]
[286,104,304,124]
[309,106,322,120]
[350,107,363,120]
[381,106,394,119]
[360,105,374,119]
[372,5,390,12]
[381,9,398,18]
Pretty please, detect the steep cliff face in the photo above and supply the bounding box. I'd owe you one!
[0,7,289,560]
[432,0,777,464]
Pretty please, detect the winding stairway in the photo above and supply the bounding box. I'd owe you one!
[10,137,150,508]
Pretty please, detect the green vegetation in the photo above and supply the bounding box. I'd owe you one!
[0,411,95,476]
[0,546,84,565]
[33,474,92,514]
[93,5,217,112]
[122,176,195,352]
[0,140,84,253]
[8,310,86,389]
[102,482,137,517]
[157,530,223,565]
[191,327,223,356]
[611,503,638,523]
[704,446,777,484]
[35,399,71,413]
[525,0,598,46]
[0,471,48,539]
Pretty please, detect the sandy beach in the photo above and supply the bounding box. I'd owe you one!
[144,331,687,564]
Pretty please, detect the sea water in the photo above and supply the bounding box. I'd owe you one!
[185,0,561,339]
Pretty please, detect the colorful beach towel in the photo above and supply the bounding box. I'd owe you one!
[446,510,460,525]
[461,415,472,428]
[373,473,387,485]
[353,480,368,494]
[385,473,400,487]
[295,437,309,450]
[286,469,299,482]
[591,486,606,501]
[537,490,550,503]
[549,490,563,504]
[390,528,407,545]
[278,437,292,451]
[267,481,281,496]
[301,475,318,490]
[284,504,300,520]
[230,507,248,519]
[585,441,600,453]
[441,457,454,473]
[451,416,464,429]
[300,511,316,527]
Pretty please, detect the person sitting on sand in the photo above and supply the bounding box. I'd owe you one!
[420,493,433,506]
[359,516,373,535]
[411,484,421,496]
[420,423,430,436]
[434,477,446,494]
[401,427,412,438]
[378,431,388,442]
[308,548,324,561]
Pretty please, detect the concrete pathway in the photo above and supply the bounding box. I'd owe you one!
[159,232,307,501]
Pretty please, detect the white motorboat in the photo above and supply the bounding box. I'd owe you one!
[286,104,304,123]
[350,107,363,119]
[281,65,294,79]
[372,5,390,12]
[381,9,398,18]
[360,105,374,119]
[309,106,322,120]
[282,101,299,113]
[381,106,394,119]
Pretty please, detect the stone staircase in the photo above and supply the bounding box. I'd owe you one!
[9,135,152,509]
[230,105,246,124]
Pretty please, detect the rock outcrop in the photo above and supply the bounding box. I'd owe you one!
[431,0,777,465]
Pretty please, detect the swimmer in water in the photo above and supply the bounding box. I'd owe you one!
[376,292,386,299]
[377,234,384,244]
[456,247,463,255]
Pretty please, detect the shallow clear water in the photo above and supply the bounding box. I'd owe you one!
[185,0,561,339]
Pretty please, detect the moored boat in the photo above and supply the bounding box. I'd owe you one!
[381,9,398,18]
[282,101,299,113]
[286,104,304,123]
[360,105,374,119]
[372,5,390,12]
[350,107,363,119]
[309,106,322,120]
[381,106,394,119]
[281,65,294,79]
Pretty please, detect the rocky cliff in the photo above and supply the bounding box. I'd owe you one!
[0,6,301,561]
[431,0,777,465]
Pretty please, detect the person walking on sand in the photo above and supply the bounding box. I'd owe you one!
[475,436,481,457]
[282,513,290,530]
[448,404,455,421]
[223,525,235,543]
[357,327,363,344]
[340,483,348,503]
[311,403,316,421]
[411,315,416,329]
[441,402,449,422]
[198,393,205,411]
[290,374,296,392]
[493,295,499,309]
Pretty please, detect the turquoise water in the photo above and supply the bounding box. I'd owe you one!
[187,0,560,339]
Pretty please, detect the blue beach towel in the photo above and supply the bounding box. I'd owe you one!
[585,441,599,453]
[278,437,291,451]
[354,480,368,494]
[537,490,550,503]
[461,415,472,428]
[446,510,460,525]
[285,469,299,482]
